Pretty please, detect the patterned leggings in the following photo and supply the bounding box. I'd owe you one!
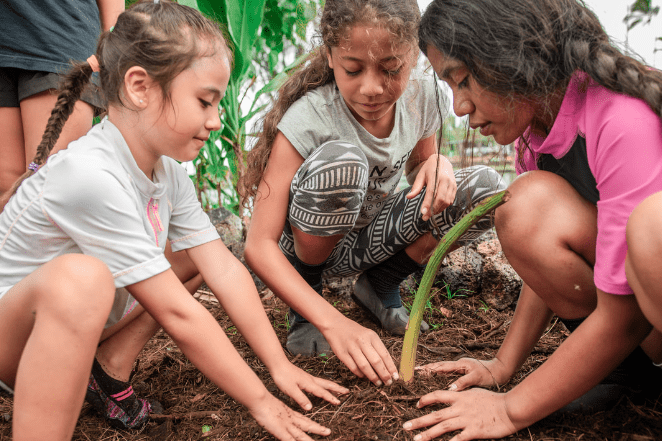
[278,141,507,277]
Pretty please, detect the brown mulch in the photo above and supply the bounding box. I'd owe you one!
[1,286,661,441]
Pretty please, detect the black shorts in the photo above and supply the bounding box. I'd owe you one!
[0,66,103,109]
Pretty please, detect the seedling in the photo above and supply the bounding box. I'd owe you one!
[400,190,510,382]
[403,288,443,330]
[441,282,472,300]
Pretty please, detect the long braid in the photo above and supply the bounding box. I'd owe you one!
[419,0,662,172]
[33,63,95,165]
[570,41,662,119]
[0,62,94,211]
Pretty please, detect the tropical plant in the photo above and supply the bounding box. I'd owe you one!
[179,0,318,215]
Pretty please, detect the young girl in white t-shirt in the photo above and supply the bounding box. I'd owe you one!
[0,2,347,440]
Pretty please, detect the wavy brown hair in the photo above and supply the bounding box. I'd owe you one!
[0,0,231,210]
[418,0,662,170]
[239,0,421,209]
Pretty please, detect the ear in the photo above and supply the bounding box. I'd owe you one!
[123,66,154,108]
[326,46,334,70]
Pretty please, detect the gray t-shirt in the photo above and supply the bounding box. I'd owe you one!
[278,76,443,228]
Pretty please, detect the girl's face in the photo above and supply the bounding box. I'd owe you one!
[146,51,230,162]
[327,25,414,135]
[425,45,537,145]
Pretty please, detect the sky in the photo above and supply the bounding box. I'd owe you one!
[417,0,662,68]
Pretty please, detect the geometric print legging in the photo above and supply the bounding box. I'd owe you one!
[278,141,507,277]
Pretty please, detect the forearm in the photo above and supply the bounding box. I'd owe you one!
[504,291,651,427]
[494,283,553,380]
[96,0,124,31]
[205,255,293,372]
[244,238,348,332]
[131,277,271,410]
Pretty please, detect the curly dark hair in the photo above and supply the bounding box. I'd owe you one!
[239,0,421,209]
[418,0,662,168]
[1,0,231,209]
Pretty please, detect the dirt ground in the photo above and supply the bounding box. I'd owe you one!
[1,284,661,441]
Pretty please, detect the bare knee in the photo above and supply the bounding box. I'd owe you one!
[496,171,596,259]
[627,192,662,262]
[626,192,662,329]
[36,255,115,330]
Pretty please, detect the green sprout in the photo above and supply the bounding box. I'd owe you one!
[400,190,510,382]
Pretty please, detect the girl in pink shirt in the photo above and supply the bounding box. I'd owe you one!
[402,0,662,439]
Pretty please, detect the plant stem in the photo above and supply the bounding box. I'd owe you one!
[399,190,510,382]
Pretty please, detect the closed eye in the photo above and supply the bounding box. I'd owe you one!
[344,69,360,76]
[199,99,212,108]
[458,76,469,89]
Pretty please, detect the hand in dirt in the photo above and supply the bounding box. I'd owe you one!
[415,357,510,391]
[271,363,349,411]
[403,388,518,441]
[249,394,332,440]
[324,319,399,386]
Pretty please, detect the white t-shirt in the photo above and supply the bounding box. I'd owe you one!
[0,118,219,325]
[277,76,444,228]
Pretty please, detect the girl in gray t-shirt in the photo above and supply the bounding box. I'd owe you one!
[241,0,505,386]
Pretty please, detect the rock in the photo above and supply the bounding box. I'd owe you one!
[405,229,522,310]
[323,274,358,298]
[206,207,265,292]
[207,207,243,251]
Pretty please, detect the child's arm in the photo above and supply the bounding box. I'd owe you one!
[244,132,399,386]
[404,289,652,440]
[127,269,332,440]
[416,283,553,390]
[96,0,124,31]
[404,135,457,222]
[185,238,349,409]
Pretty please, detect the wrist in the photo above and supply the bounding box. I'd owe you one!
[244,388,275,414]
[489,357,515,385]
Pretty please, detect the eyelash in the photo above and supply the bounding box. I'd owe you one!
[344,68,401,77]
[199,99,212,108]
[458,76,469,89]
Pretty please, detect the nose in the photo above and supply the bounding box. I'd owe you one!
[359,69,385,97]
[206,108,221,132]
[452,91,474,117]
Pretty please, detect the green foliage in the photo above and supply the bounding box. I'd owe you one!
[441,283,470,300]
[180,0,318,215]
[624,0,660,31]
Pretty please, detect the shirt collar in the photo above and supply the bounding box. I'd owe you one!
[98,117,167,198]
[531,71,589,157]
